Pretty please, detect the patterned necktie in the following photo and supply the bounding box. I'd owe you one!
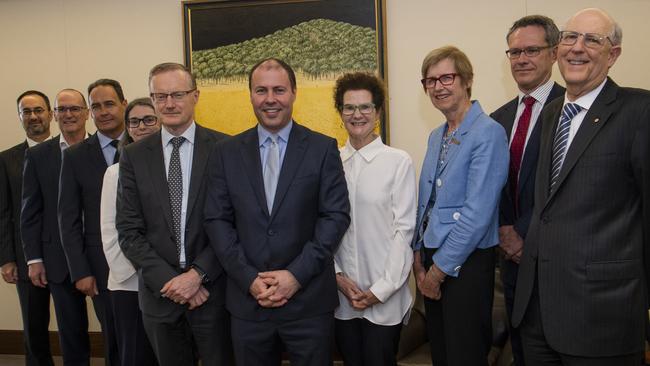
[509,96,535,213]
[168,136,185,263]
[263,135,280,213]
[550,103,582,192]
[110,140,120,164]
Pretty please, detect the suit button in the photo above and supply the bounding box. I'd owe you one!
[541,216,549,224]
[452,212,461,220]
[436,179,442,187]
[267,229,276,236]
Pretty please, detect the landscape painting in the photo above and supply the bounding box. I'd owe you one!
[183,0,387,145]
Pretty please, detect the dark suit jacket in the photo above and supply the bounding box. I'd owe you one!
[116,124,227,320]
[512,78,650,356]
[491,82,565,239]
[0,141,28,280]
[204,122,350,321]
[58,133,111,290]
[21,137,70,284]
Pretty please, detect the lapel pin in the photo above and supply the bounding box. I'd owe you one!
[593,118,600,123]
[451,137,460,145]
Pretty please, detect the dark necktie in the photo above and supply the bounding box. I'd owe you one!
[550,103,582,192]
[110,140,120,164]
[509,96,535,214]
[168,136,185,264]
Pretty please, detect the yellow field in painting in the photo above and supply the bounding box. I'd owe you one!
[195,77,359,147]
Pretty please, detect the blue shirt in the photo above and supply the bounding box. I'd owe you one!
[96,130,125,166]
[258,121,293,170]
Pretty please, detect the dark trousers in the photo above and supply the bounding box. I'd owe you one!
[16,279,53,366]
[422,247,495,366]
[91,290,119,366]
[231,312,334,366]
[109,290,157,366]
[500,257,525,366]
[143,303,232,366]
[520,281,644,366]
[49,279,90,366]
[335,318,402,366]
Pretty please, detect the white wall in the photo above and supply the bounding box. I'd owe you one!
[1,0,649,331]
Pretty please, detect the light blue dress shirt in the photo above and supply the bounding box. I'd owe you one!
[96,130,125,166]
[258,120,293,170]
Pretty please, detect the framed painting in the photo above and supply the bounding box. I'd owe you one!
[182,0,388,145]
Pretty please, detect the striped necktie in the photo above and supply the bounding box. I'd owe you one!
[550,103,582,192]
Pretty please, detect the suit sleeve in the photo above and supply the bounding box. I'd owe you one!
[0,155,15,265]
[203,144,259,293]
[432,124,510,276]
[286,138,351,287]
[58,149,92,282]
[20,148,44,262]
[116,148,178,295]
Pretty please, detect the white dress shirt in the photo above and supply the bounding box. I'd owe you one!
[510,78,556,150]
[334,137,416,326]
[563,78,607,148]
[100,164,138,291]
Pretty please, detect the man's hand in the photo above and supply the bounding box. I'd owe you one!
[336,273,362,306]
[499,225,524,261]
[351,290,380,310]
[250,276,284,308]
[1,262,18,284]
[187,286,210,310]
[161,269,202,304]
[419,263,446,301]
[257,270,301,307]
[28,262,47,288]
[75,276,98,297]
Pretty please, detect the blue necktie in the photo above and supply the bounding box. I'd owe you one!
[263,135,279,212]
[550,103,582,192]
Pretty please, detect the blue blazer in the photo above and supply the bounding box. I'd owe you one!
[413,101,509,276]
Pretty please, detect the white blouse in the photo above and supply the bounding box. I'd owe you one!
[335,137,416,325]
[100,164,138,291]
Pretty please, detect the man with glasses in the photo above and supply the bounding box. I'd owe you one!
[1,90,53,365]
[59,79,126,366]
[22,89,91,365]
[511,8,650,365]
[116,63,230,366]
[490,15,565,366]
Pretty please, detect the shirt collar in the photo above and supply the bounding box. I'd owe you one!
[59,133,89,149]
[564,78,607,111]
[161,121,196,147]
[96,130,125,148]
[257,120,293,147]
[517,78,555,105]
[26,134,51,148]
[340,136,383,163]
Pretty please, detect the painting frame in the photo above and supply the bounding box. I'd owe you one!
[182,0,389,145]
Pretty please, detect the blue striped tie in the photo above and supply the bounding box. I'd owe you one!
[550,103,582,192]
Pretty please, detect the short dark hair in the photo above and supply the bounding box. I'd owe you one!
[507,15,560,47]
[87,79,126,102]
[120,97,156,148]
[148,62,197,90]
[17,90,51,111]
[333,72,386,112]
[248,58,297,92]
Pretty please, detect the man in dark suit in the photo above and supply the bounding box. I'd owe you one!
[58,79,127,366]
[1,90,53,365]
[116,62,230,366]
[512,8,650,365]
[489,15,564,366]
[204,58,350,366]
[21,88,91,365]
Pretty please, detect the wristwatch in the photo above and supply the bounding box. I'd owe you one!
[191,264,209,284]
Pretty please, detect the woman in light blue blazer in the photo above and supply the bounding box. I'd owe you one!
[412,46,509,366]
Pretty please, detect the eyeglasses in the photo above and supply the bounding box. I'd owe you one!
[20,108,47,117]
[559,31,613,49]
[150,89,196,103]
[505,45,553,59]
[54,106,86,114]
[341,103,375,116]
[421,73,457,90]
[127,115,158,128]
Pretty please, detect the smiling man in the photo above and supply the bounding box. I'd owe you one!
[58,79,127,366]
[511,8,650,365]
[204,58,350,366]
[489,15,564,366]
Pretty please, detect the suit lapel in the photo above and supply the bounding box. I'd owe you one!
[50,138,62,188]
[271,123,308,218]
[146,131,174,231]
[185,125,210,222]
[87,134,108,170]
[501,98,518,141]
[240,128,269,216]
[438,103,481,177]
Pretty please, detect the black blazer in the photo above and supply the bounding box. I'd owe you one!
[0,141,28,280]
[204,123,350,321]
[512,78,650,356]
[58,133,111,290]
[116,124,227,320]
[491,83,564,238]
[21,137,69,284]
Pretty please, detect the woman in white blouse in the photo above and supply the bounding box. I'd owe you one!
[333,72,416,366]
[101,98,160,366]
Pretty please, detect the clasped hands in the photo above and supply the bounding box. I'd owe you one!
[161,269,209,310]
[249,270,301,308]
[336,273,380,310]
